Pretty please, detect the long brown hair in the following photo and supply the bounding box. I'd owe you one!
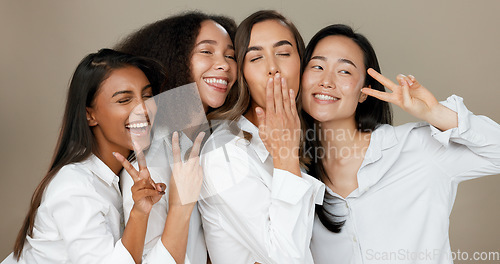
[13,49,165,259]
[213,10,309,166]
[213,10,306,123]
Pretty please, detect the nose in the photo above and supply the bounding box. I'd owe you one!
[267,58,280,76]
[320,72,334,89]
[131,98,153,121]
[214,54,230,71]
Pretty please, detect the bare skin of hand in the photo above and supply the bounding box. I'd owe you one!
[362,68,458,131]
[256,73,301,177]
[169,131,205,208]
[113,144,165,264]
[161,131,205,264]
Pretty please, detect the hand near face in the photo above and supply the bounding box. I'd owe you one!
[255,73,302,176]
[114,144,166,216]
[362,68,457,131]
[169,131,205,208]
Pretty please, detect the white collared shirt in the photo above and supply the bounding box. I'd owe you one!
[310,95,500,264]
[198,116,325,264]
[121,131,207,264]
[2,154,135,264]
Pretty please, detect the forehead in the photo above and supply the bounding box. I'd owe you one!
[248,19,295,47]
[98,66,150,94]
[196,20,230,42]
[313,35,364,65]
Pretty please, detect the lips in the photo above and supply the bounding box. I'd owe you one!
[203,77,229,92]
[313,93,340,103]
[125,120,151,137]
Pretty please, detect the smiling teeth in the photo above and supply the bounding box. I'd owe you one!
[204,78,228,86]
[314,94,338,101]
[126,122,148,129]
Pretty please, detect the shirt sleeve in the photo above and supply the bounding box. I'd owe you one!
[48,187,136,264]
[199,143,324,264]
[428,95,500,181]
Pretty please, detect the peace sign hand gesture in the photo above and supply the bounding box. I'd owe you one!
[362,68,457,131]
[113,144,166,216]
[169,131,205,208]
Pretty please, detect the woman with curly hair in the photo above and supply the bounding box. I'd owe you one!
[115,12,237,264]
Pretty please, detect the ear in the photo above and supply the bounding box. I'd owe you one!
[86,107,98,127]
[358,85,369,103]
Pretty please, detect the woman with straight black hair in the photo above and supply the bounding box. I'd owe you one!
[301,24,500,264]
[2,49,203,264]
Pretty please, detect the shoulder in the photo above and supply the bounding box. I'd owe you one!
[202,119,252,157]
[43,160,96,201]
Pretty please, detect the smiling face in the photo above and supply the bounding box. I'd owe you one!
[190,20,237,112]
[87,66,156,156]
[243,19,301,109]
[302,35,368,124]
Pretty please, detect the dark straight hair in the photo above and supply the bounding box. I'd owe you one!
[13,49,165,259]
[301,24,393,233]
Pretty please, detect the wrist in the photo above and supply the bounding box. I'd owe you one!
[167,204,193,220]
[426,104,458,131]
[273,157,301,177]
[130,205,150,221]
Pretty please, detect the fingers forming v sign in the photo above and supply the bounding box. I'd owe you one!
[255,73,301,173]
[362,68,439,121]
[113,144,165,216]
[169,131,205,207]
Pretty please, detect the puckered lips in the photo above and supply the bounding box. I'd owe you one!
[203,76,230,93]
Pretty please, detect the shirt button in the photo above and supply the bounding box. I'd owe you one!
[353,236,358,243]
[345,203,349,208]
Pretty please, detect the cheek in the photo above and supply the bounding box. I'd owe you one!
[190,56,209,81]
[228,61,237,83]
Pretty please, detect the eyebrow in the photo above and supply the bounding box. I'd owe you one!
[196,39,234,50]
[246,40,294,53]
[338,58,357,68]
[310,56,358,68]
[112,84,152,97]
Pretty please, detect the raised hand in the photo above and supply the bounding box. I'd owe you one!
[113,144,165,216]
[255,73,301,176]
[169,131,205,207]
[362,68,457,131]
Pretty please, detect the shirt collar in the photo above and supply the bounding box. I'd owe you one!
[362,124,398,165]
[84,154,118,186]
[238,116,270,163]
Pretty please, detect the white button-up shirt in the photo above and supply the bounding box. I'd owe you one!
[198,116,325,264]
[311,95,500,264]
[2,154,135,264]
[121,132,207,264]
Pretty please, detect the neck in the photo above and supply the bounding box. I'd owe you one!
[93,131,130,175]
[244,101,261,127]
[319,117,366,152]
[316,117,370,162]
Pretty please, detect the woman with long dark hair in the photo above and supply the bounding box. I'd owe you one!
[301,24,500,264]
[2,49,174,263]
[198,10,324,264]
[115,11,238,264]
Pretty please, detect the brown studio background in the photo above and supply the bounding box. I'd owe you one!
[1,0,499,263]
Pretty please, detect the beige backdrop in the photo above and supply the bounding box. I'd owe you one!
[1,0,499,263]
